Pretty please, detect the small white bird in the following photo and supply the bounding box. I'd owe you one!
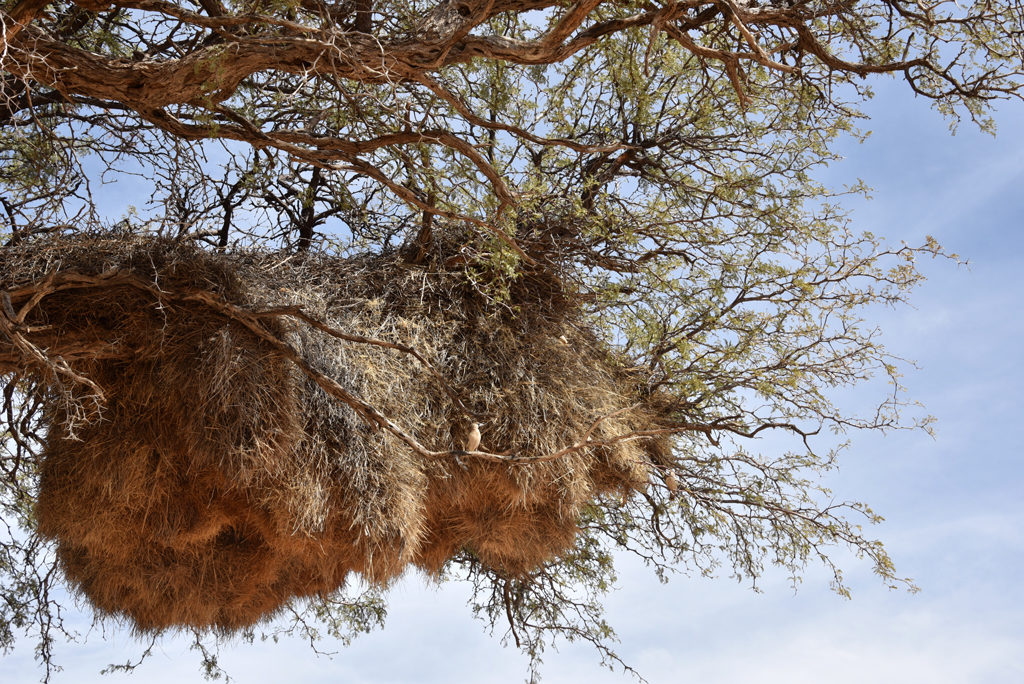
[465,422,481,452]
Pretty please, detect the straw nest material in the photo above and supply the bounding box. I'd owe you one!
[0,234,671,632]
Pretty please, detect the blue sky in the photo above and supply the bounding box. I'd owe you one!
[6,82,1024,683]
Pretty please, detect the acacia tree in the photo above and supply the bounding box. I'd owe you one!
[1,0,1022,679]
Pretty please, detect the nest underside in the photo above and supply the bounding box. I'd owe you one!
[0,236,670,632]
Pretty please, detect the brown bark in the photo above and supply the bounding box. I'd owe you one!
[1,0,51,49]
[353,0,371,33]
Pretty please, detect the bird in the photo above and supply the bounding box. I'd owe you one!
[465,422,481,452]
[664,469,679,497]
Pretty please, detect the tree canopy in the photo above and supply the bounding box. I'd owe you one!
[1,0,1021,680]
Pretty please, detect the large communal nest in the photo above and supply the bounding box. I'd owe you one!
[0,234,672,632]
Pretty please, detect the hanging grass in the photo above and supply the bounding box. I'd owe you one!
[0,234,672,632]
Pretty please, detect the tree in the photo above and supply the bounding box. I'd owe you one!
[0,0,1021,680]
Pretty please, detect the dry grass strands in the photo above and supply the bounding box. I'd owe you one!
[0,235,670,632]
